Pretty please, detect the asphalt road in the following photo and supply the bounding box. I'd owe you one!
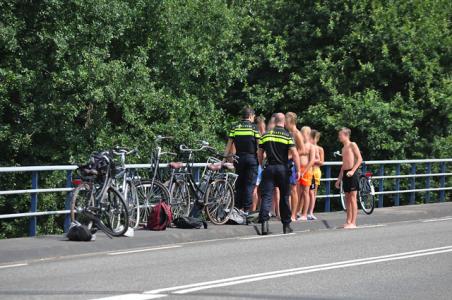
[0,203,451,300]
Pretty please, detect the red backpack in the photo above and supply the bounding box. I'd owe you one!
[147,202,173,231]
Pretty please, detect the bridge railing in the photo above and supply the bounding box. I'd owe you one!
[0,159,450,236]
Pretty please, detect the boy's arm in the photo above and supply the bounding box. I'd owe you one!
[224,138,234,156]
[318,147,325,166]
[304,145,316,172]
[257,148,264,167]
[290,147,301,179]
[350,142,363,174]
[335,164,344,188]
[294,131,305,156]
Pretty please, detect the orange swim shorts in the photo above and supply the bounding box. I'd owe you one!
[298,167,313,187]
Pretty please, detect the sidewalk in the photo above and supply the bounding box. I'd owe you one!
[0,202,451,265]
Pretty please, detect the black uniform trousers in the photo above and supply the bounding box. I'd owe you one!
[234,153,258,211]
[259,164,291,224]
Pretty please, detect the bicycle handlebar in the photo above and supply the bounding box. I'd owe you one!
[333,151,342,158]
[161,151,177,157]
[112,146,138,156]
[155,135,173,143]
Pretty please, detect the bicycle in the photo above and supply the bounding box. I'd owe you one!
[134,136,173,225]
[71,151,129,237]
[333,151,376,215]
[167,141,237,224]
[110,146,142,229]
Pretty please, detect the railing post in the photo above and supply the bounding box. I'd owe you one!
[409,164,416,205]
[394,164,400,206]
[324,166,331,212]
[439,162,446,202]
[378,165,384,208]
[29,171,39,237]
[194,167,200,183]
[64,170,73,232]
[425,162,431,203]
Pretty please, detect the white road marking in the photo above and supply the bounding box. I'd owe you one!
[0,263,28,270]
[422,217,452,223]
[356,224,386,229]
[142,245,452,295]
[240,233,295,240]
[174,248,452,294]
[92,293,166,300]
[107,245,181,256]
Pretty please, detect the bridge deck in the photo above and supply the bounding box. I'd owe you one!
[1,202,451,265]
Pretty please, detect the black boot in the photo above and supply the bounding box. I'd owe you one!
[261,221,269,235]
[283,223,293,234]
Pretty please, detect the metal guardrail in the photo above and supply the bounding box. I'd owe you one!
[0,159,450,236]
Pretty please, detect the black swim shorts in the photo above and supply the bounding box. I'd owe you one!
[342,169,360,192]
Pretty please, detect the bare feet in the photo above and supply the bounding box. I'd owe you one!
[344,223,357,229]
[299,216,308,221]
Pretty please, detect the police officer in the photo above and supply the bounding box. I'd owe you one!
[258,113,301,235]
[225,107,260,213]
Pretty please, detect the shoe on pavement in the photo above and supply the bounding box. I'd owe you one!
[261,221,270,235]
[283,224,293,234]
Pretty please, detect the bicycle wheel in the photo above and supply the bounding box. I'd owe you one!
[340,181,347,211]
[169,179,191,218]
[124,182,140,229]
[205,179,234,225]
[136,180,171,224]
[70,182,94,229]
[359,176,375,215]
[99,187,129,236]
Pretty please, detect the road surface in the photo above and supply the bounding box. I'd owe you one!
[0,203,451,299]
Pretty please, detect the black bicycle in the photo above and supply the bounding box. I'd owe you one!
[71,151,129,236]
[167,141,237,224]
[133,135,173,225]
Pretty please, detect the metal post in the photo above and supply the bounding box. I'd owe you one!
[409,164,416,205]
[425,162,431,203]
[64,170,73,232]
[324,166,331,212]
[194,167,200,183]
[439,162,446,202]
[29,171,38,237]
[378,165,384,208]
[394,164,400,206]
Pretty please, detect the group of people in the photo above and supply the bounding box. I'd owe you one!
[225,107,362,235]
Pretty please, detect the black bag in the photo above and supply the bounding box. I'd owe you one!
[227,208,248,225]
[67,222,93,241]
[173,216,208,229]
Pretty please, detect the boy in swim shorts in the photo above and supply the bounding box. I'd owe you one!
[335,127,363,229]
[308,130,324,220]
[297,126,316,221]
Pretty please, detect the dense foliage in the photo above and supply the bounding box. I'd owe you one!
[0,0,450,237]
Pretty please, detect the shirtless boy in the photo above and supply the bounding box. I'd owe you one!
[285,113,305,221]
[308,130,324,220]
[296,126,316,221]
[335,127,363,229]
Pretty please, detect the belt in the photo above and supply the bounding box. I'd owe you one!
[267,162,288,166]
[237,152,257,156]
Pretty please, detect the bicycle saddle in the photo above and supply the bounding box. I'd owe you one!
[81,168,98,176]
